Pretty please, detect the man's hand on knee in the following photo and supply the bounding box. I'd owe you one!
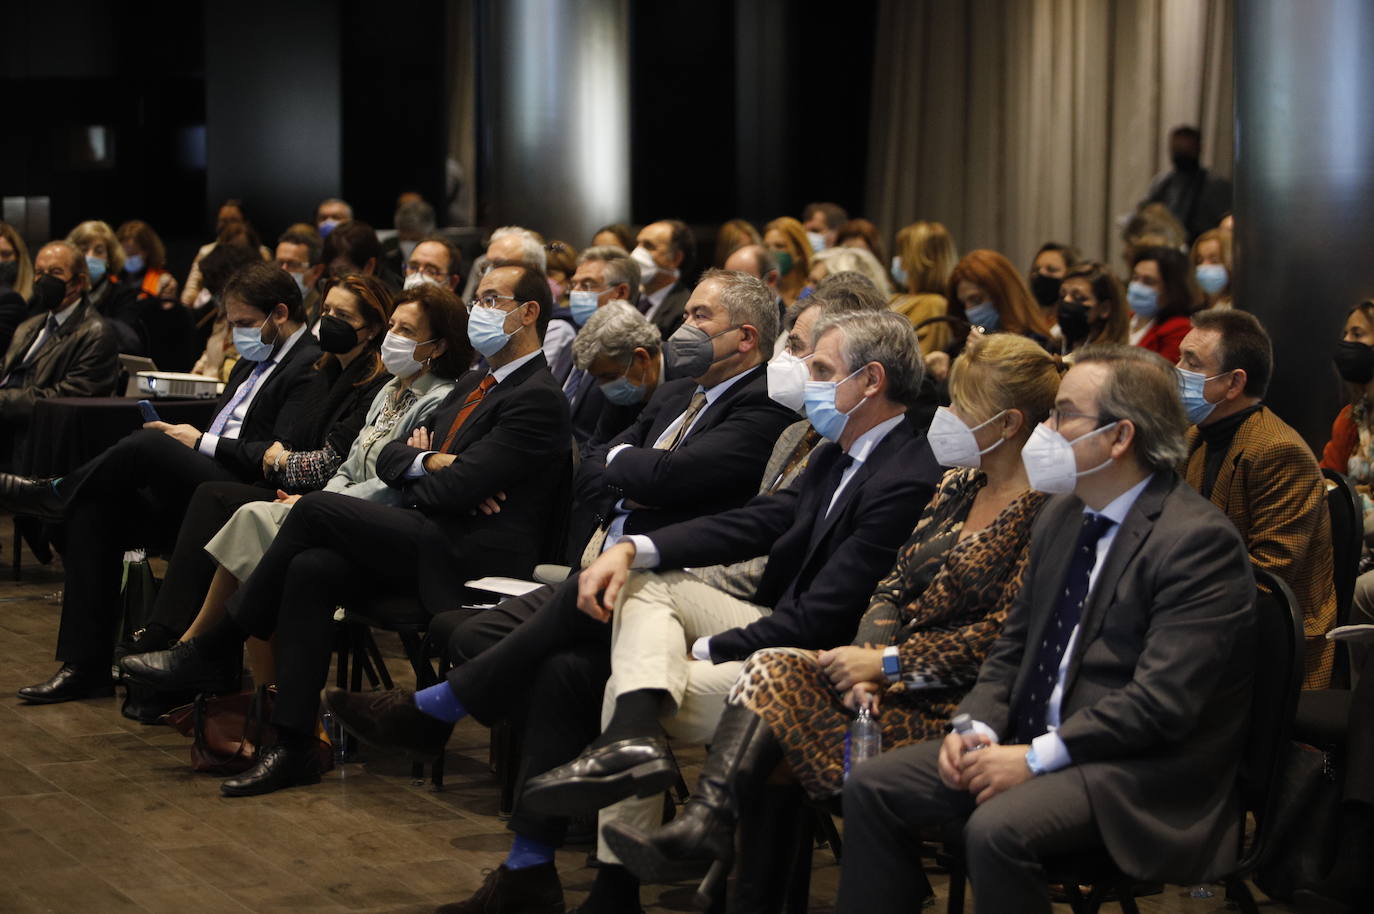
[576,542,636,622]
[960,745,1033,805]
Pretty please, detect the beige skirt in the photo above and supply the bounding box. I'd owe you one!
[205,500,294,582]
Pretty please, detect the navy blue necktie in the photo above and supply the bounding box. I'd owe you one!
[1012,512,1116,742]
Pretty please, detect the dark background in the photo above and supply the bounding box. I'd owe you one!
[1,0,874,278]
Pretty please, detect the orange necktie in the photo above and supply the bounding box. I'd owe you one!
[439,374,496,452]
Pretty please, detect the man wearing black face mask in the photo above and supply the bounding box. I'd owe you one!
[1139,125,1233,242]
[0,241,119,467]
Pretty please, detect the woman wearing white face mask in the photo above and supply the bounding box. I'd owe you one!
[619,333,1059,907]
[120,284,473,701]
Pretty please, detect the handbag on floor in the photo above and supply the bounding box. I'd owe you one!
[162,685,334,776]
[1253,740,1342,901]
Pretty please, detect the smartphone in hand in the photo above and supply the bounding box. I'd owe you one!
[137,399,162,423]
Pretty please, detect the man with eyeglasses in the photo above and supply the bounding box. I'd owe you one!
[401,235,462,294]
[0,241,119,465]
[835,344,1256,914]
[122,262,572,797]
[559,246,642,438]
[274,228,326,323]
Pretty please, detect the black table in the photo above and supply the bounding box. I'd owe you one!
[21,396,219,477]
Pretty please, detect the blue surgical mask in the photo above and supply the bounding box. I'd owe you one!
[600,360,647,406]
[569,290,600,327]
[1176,366,1231,425]
[233,316,277,362]
[86,256,107,285]
[1195,264,1229,296]
[803,366,868,442]
[890,256,908,289]
[289,270,309,299]
[805,231,826,253]
[798,285,814,301]
[468,303,520,358]
[1127,282,1159,320]
[124,254,145,274]
[965,301,1000,331]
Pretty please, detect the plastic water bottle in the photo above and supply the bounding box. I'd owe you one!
[844,704,881,780]
[321,709,346,766]
[951,713,985,752]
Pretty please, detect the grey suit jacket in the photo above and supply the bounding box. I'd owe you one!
[958,470,1256,883]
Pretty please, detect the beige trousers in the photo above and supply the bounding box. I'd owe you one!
[204,500,294,582]
[595,570,769,864]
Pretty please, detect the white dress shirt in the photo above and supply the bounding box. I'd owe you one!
[641,282,675,323]
[630,410,907,662]
[406,347,544,477]
[198,324,307,458]
[970,472,1155,771]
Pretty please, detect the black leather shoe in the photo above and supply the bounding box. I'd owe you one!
[17,664,115,704]
[118,640,240,693]
[113,625,175,667]
[120,684,198,724]
[220,745,321,797]
[433,862,564,913]
[0,472,65,523]
[322,687,453,760]
[521,737,676,818]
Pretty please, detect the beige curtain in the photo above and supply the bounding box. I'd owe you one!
[866,0,1233,270]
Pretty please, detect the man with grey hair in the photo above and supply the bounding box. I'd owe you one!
[566,301,662,446]
[461,224,549,304]
[514,309,941,911]
[552,245,643,388]
[1,241,118,464]
[835,343,1256,914]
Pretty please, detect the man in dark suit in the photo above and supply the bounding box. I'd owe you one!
[0,241,120,466]
[1,261,323,704]
[634,219,695,337]
[835,344,1257,914]
[122,264,571,798]
[566,301,662,450]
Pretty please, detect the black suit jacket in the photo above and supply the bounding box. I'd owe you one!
[208,330,325,480]
[376,352,572,597]
[0,297,119,423]
[648,282,691,337]
[572,365,797,551]
[648,423,941,661]
[565,368,604,446]
[958,471,1256,883]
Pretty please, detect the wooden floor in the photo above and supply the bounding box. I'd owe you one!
[0,526,1298,913]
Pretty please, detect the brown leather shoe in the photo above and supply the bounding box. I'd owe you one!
[323,687,453,760]
[434,863,564,913]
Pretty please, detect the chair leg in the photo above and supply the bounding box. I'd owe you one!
[11,517,21,581]
[945,857,967,914]
[364,631,394,689]
[816,808,843,863]
[785,808,816,914]
[334,624,350,690]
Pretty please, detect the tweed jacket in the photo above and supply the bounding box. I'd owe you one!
[1185,405,1337,687]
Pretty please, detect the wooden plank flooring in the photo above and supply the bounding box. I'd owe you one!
[0,524,1298,913]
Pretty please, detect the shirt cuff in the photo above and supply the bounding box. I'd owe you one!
[1030,729,1073,773]
[969,720,1000,746]
[406,451,435,478]
[625,535,659,568]
[691,636,712,662]
[606,443,632,465]
[198,432,219,458]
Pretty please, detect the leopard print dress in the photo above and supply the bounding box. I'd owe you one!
[728,468,1046,800]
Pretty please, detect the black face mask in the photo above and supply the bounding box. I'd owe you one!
[317,314,363,354]
[1029,273,1062,309]
[1335,340,1374,385]
[1172,152,1201,173]
[0,261,17,290]
[1057,298,1092,345]
[30,274,70,312]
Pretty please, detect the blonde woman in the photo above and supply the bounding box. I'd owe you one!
[890,220,957,356]
[67,220,141,351]
[808,245,893,297]
[0,222,35,354]
[1191,228,1234,310]
[763,216,812,305]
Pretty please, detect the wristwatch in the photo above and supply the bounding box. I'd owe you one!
[1024,745,1046,776]
[881,645,901,683]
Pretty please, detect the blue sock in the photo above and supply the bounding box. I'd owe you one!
[505,834,555,870]
[413,682,467,722]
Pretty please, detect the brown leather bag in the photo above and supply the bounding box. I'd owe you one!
[163,685,333,775]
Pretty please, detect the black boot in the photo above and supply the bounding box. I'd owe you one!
[600,704,779,911]
[729,784,806,914]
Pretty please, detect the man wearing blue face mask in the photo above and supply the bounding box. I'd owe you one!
[837,344,1256,914]
[1176,308,1338,687]
[1,261,324,704]
[553,246,641,398]
[566,300,660,449]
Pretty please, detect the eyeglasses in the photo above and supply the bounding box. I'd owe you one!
[470,292,519,309]
[405,262,447,279]
[569,281,610,293]
[1048,407,1108,428]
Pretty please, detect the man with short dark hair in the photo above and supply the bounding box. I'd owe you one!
[274,228,326,322]
[1177,307,1337,686]
[323,219,395,289]
[383,197,438,277]
[122,263,572,797]
[402,235,462,293]
[0,241,119,465]
[1139,125,1232,241]
[315,197,352,237]
[0,261,324,704]
[836,344,1256,914]
[632,219,696,337]
[802,201,849,250]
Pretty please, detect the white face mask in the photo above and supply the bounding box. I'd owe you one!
[927,406,1008,468]
[380,331,435,379]
[1020,421,1119,495]
[404,271,443,291]
[631,245,675,286]
[766,350,812,412]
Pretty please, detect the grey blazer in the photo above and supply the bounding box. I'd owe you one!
[958,470,1256,883]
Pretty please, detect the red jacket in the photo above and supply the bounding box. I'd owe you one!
[1321,404,1357,473]
[1136,315,1191,364]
